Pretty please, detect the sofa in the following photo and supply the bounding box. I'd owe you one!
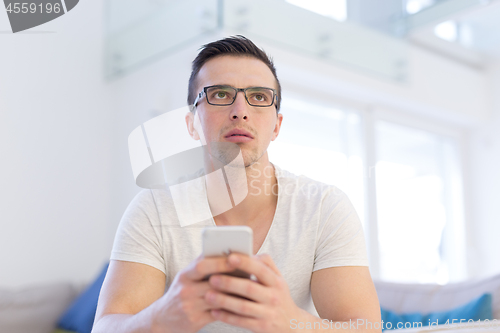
[0,262,108,333]
[374,273,500,332]
[0,281,86,333]
[1,267,500,333]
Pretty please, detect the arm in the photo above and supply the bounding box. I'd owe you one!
[92,256,242,333]
[91,260,166,333]
[304,265,382,332]
[203,255,382,333]
[297,189,381,331]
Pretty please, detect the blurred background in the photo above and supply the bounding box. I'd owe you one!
[1,0,499,289]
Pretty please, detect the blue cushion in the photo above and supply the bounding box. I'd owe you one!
[381,293,493,331]
[57,262,109,333]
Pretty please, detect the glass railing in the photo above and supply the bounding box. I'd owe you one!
[105,0,219,77]
[105,0,491,80]
[402,0,489,31]
[224,0,408,81]
[104,0,408,81]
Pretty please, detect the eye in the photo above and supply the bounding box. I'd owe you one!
[210,88,233,100]
[254,94,265,101]
[216,91,227,99]
[246,88,273,105]
[249,92,271,103]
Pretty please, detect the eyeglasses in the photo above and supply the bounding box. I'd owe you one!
[192,85,277,110]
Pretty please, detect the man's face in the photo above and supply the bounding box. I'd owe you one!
[188,55,283,168]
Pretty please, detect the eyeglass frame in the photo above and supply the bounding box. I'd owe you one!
[191,85,278,111]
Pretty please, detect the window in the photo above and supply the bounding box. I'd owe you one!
[374,120,466,284]
[406,0,435,15]
[285,0,347,22]
[268,97,365,224]
[434,20,458,42]
[269,96,466,283]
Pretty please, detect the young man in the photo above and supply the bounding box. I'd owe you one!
[92,36,382,333]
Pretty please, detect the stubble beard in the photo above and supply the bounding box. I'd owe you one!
[212,143,262,168]
[242,145,264,168]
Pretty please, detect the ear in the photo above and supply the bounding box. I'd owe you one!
[271,113,283,141]
[185,110,207,145]
[185,111,200,140]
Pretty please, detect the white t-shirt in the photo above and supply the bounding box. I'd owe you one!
[110,164,369,333]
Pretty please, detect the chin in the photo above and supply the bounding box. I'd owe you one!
[241,149,265,168]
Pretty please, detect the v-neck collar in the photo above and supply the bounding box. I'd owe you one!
[208,163,282,255]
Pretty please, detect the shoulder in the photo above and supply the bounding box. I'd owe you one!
[129,187,177,205]
[127,188,164,210]
[130,166,205,206]
[273,164,358,228]
[274,164,349,206]
[123,188,174,220]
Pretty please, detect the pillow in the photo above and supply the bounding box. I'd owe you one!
[0,282,79,333]
[381,293,493,331]
[57,262,109,333]
[374,273,500,318]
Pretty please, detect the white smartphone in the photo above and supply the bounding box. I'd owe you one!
[202,226,253,280]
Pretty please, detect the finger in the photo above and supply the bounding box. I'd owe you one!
[183,256,237,281]
[208,274,271,304]
[210,308,260,330]
[189,280,214,297]
[188,282,233,312]
[205,289,266,318]
[190,295,223,312]
[227,253,278,287]
[255,253,282,276]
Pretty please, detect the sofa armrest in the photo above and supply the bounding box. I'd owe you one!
[0,281,80,333]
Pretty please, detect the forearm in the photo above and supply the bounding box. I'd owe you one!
[290,308,382,333]
[91,304,160,333]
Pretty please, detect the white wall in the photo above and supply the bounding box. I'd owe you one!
[262,39,492,126]
[0,1,112,287]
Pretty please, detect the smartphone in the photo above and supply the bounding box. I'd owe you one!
[202,226,254,280]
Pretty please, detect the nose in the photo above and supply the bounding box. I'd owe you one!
[228,91,249,121]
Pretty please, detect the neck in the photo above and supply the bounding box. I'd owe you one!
[206,152,278,228]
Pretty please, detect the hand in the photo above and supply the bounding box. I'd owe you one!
[204,253,302,333]
[151,254,239,333]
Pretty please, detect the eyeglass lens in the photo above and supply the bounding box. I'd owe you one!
[206,86,274,107]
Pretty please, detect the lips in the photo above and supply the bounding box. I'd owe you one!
[224,128,254,139]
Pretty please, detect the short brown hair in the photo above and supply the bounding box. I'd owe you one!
[187,35,281,112]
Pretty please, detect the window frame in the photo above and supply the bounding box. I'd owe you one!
[278,88,469,282]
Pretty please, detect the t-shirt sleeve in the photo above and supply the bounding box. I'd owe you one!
[313,189,369,272]
[110,189,166,275]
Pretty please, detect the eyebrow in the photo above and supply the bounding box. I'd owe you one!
[206,84,275,89]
